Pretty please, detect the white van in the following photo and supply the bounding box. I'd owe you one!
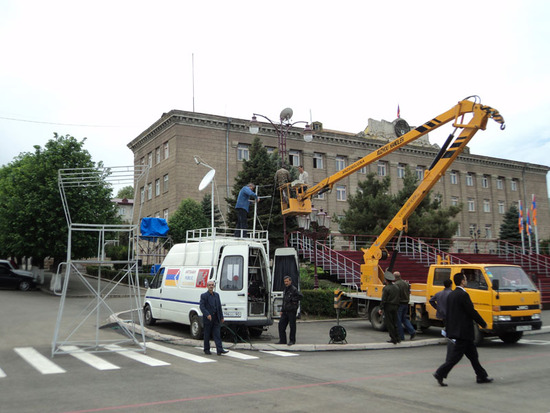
[143,231,280,339]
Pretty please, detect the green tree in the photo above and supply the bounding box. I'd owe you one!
[201,194,223,228]
[168,198,209,243]
[0,133,119,269]
[116,185,134,199]
[499,205,522,242]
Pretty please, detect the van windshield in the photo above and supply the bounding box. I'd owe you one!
[486,266,537,291]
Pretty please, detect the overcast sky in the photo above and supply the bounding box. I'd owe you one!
[1,0,549,194]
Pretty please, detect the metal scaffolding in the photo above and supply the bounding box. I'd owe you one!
[52,165,149,357]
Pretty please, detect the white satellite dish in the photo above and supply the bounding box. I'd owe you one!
[280,107,293,121]
[198,169,216,191]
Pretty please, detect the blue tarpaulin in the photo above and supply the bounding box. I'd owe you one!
[140,217,169,238]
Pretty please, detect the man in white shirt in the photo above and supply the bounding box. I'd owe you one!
[298,165,309,187]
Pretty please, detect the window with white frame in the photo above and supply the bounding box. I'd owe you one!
[455,225,461,237]
[377,161,387,176]
[496,177,503,189]
[481,175,489,188]
[468,198,475,212]
[511,179,518,191]
[498,200,505,214]
[397,164,406,179]
[483,199,490,212]
[288,150,301,167]
[451,196,459,206]
[147,152,153,168]
[313,183,325,199]
[163,174,169,192]
[335,156,346,172]
[336,185,347,201]
[140,187,145,204]
[156,147,161,164]
[237,144,250,161]
[416,166,425,180]
[450,171,458,185]
[359,165,367,174]
[164,141,169,159]
[313,153,324,169]
[147,183,152,200]
[466,173,474,186]
[163,209,169,220]
[155,211,160,218]
[155,179,160,196]
[485,224,492,239]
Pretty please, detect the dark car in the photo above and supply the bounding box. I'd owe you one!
[0,264,36,291]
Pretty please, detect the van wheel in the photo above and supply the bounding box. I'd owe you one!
[370,306,386,331]
[19,280,31,291]
[249,327,263,338]
[190,314,203,340]
[499,332,523,344]
[144,305,156,326]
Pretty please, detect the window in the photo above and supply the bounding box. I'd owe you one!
[140,156,145,166]
[155,211,160,218]
[147,152,153,168]
[483,199,490,213]
[266,147,276,155]
[147,183,152,200]
[336,185,346,201]
[450,171,458,185]
[496,177,503,189]
[163,174,169,192]
[377,161,387,176]
[466,173,474,186]
[220,256,243,291]
[451,196,459,206]
[433,268,451,286]
[498,201,505,214]
[397,164,406,179]
[313,153,324,169]
[237,144,250,161]
[359,166,367,174]
[335,156,346,172]
[155,179,160,196]
[140,187,145,204]
[485,224,492,239]
[455,225,461,237]
[467,198,475,212]
[163,209,169,220]
[314,184,325,200]
[416,166,424,180]
[511,179,518,191]
[164,141,170,159]
[481,175,489,188]
[463,268,488,290]
[156,147,161,164]
[288,150,301,167]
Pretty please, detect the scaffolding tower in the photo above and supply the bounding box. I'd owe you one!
[52,165,149,357]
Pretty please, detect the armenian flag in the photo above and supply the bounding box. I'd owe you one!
[532,194,537,227]
[165,268,180,287]
[518,200,523,233]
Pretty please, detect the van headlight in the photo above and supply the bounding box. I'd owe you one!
[532,313,541,320]
[493,315,511,322]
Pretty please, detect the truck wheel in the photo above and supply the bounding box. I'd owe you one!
[190,314,203,340]
[370,306,386,331]
[249,327,263,338]
[473,323,484,346]
[499,332,523,344]
[144,305,156,326]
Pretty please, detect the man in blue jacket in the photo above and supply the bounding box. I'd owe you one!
[234,183,258,237]
[199,281,228,355]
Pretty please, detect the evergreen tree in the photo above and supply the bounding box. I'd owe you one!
[201,194,223,228]
[168,198,209,243]
[499,205,522,242]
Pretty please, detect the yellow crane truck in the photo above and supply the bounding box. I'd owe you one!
[281,96,542,344]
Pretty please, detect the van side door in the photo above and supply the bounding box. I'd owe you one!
[217,246,247,322]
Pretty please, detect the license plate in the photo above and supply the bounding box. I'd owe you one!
[223,311,242,318]
[516,325,532,331]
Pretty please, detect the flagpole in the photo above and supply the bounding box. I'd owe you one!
[532,194,539,254]
[527,209,533,254]
[519,200,525,254]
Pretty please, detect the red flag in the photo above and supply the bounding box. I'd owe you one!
[532,194,537,227]
[518,200,523,233]
[397,105,401,118]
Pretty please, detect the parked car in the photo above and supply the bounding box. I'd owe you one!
[0,263,36,291]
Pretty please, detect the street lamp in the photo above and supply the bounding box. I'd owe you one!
[297,206,331,289]
[470,228,481,254]
[249,108,313,163]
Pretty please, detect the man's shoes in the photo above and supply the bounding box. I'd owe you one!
[204,350,212,355]
[476,377,494,384]
[217,349,229,355]
[275,341,286,345]
[433,373,447,387]
[410,332,416,340]
[287,341,295,346]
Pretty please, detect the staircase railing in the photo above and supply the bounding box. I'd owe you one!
[496,240,550,277]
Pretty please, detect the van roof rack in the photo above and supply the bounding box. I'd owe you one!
[185,227,269,250]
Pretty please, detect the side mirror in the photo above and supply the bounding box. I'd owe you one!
[492,279,499,291]
[144,279,149,289]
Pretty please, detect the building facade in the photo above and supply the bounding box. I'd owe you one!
[127,110,550,244]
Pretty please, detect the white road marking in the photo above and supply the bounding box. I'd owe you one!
[59,346,120,370]
[0,367,6,378]
[103,344,170,366]
[146,342,215,363]
[260,350,299,357]
[194,347,259,360]
[518,339,550,345]
[14,347,66,375]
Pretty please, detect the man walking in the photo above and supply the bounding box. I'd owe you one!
[394,271,416,341]
[433,272,493,386]
[199,281,228,355]
[429,278,453,327]
[277,276,302,346]
[234,183,258,237]
[379,271,400,344]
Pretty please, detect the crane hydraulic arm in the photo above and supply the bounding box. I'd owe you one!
[280,98,505,218]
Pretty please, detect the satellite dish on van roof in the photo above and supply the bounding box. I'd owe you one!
[198,169,216,191]
[280,107,293,121]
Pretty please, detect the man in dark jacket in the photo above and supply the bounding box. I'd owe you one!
[433,272,493,386]
[394,271,416,341]
[379,271,400,344]
[277,276,302,345]
[429,278,453,325]
[200,281,228,355]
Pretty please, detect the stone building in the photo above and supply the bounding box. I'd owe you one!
[127,110,550,245]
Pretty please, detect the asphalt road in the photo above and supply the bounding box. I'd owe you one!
[1,286,550,413]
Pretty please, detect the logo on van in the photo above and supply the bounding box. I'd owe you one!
[165,269,180,286]
[196,269,210,288]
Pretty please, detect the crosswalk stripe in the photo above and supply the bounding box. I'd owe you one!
[260,350,299,357]
[146,342,215,363]
[59,346,120,370]
[14,347,66,374]
[194,347,259,360]
[0,367,6,378]
[103,344,170,366]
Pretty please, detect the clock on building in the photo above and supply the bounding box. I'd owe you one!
[394,119,411,137]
